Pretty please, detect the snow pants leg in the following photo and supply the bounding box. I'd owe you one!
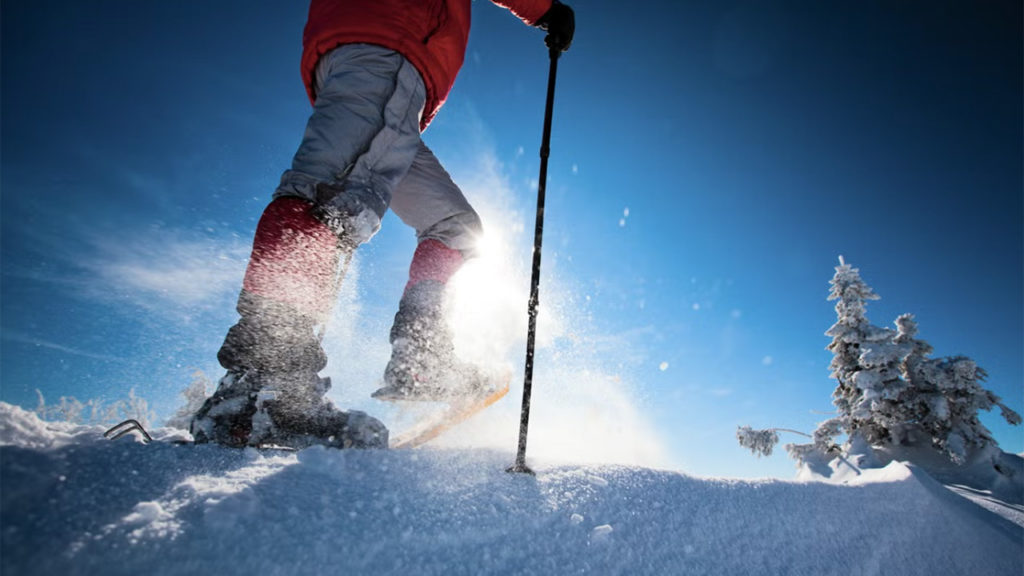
[276,44,427,245]
[221,43,482,380]
[377,143,486,397]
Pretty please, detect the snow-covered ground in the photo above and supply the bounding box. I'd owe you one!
[1,402,1021,576]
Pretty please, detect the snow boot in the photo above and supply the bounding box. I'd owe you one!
[191,197,387,448]
[189,370,262,448]
[373,239,493,401]
[251,373,388,449]
[191,289,330,447]
[191,291,387,449]
[191,368,387,450]
[373,280,488,401]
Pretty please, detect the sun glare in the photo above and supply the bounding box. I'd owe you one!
[448,228,529,367]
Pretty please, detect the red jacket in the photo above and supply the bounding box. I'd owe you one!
[303,0,552,130]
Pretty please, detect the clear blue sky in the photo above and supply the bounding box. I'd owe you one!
[2,1,1021,478]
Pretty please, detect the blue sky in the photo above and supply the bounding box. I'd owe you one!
[2,1,1021,478]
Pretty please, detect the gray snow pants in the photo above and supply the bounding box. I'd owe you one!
[274,44,482,252]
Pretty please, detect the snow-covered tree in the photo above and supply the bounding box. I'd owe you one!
[822,257,907,446]
[825,258,878,421]
[889,314,942,441]
[892,314,1021,463]
[739,258,1021,471]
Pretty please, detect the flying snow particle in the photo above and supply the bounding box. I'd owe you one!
[762,356,774,366]
[591,524,614,543]
[572,163,579,174]
[692,303,701,311]
[731,309,743,319]
[623,207,630,217]
[659,362,669,372]
[619,218,627,228]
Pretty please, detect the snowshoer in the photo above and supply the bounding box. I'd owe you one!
[190,0,575,449]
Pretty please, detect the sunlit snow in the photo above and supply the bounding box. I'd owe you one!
[1,403,1021,576]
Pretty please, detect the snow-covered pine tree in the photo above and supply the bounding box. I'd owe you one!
[891,313,939,445]
[739,258,1021,472]
[737,259,881,459]
[894,313,1022,463]
[822,257,905,446]
[825,257,876,420]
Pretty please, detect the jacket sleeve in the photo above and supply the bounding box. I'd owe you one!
[491,0,552,27]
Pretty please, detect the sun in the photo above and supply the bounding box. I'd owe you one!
[447,228,528,366]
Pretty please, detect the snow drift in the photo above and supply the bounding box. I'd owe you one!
[1,403,1021,576]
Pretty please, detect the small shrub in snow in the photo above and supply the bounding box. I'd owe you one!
[165,370,211,430]
[35,387,156,428]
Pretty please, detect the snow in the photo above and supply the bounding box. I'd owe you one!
[1,403,1021,576]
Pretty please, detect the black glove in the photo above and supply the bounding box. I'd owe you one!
[535,0,575,53]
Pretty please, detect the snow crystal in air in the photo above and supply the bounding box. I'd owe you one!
[591,524,614,543]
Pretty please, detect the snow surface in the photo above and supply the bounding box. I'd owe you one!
[1,403,1021,576]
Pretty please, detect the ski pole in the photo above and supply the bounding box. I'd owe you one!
[509,47,561,475]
